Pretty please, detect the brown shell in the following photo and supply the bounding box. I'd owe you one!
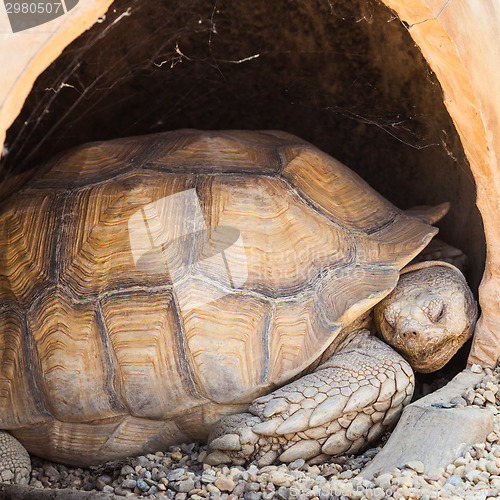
[0,130,436,465]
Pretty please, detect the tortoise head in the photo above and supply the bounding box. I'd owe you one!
[373,262,477,373]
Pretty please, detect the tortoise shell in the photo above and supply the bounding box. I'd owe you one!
[0,130,436,465]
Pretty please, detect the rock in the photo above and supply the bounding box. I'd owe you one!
[96,475,112,490]
[405,461,425,474]
[319,489,331,500]
[465,470,481,483]
[121,465,135,476]
[246,481,260,492]
[134,455,151,467]
[243,492,262,500]
[289,459,305,470]
[168,468,186,481]
[43,465,60,481]
[232,481,247,497]
[121,478,137,489]
[484,390,496,404]
[114,486,132,496]
[137,478,150,491]
[446,474,463,486]
[361,370,492,479]
[202,473,217,483]
[394,475,413,487]
[307,465,321,475]
[339,470,353,479]
[178,478,195,492]
[214,476,236,492]
[206,483,221,494]
[276,486,289,500]
[268,470,294,486]
[374,472,392,489]
[425,468,444,481]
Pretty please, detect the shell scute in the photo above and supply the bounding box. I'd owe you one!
[0,130,439,464]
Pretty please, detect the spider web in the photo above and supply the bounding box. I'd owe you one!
[2,0,453,177]
[0,0,484,291]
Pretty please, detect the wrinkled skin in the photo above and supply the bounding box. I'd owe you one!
[374,264,477,373]
[205,263,477,465]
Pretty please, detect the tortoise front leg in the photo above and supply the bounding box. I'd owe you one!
[0,431,31,484]
[205,331,413,465]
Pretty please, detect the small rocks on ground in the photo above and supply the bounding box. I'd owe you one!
[18,365,500,499]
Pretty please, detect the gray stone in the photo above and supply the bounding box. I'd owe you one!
[288,459,305,470]
[405,460,425,474]
[114,486,131,496]
[137,478,150,491]
[121,478,137,489]
[360,369,493,479]
[168,468,186,481]
[201,473,217,483]
[319,488,331,500]
[276,486,289,500]
[120,465,135,476]
[244,492,262,500]
[134,455,151,467]
[447,474,463,486]
[246,481,260,492]
[232,480,247,497]
[178,478,195,492]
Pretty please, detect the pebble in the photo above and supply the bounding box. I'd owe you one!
[446,474,463,486]
[244,492,261,500]
[214,476,235,491]
[21,364,500,500]
[405,460,424,473]
[121,478,137,489]
[178,478,195,492]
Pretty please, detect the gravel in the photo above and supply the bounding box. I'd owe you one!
[13,365,500,499]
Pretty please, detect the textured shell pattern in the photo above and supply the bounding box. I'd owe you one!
[0,130,436,464]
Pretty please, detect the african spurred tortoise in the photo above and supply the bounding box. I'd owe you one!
[0,130,476,481]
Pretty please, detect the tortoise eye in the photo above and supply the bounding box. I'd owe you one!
[384,306,397,328]
[428,300,446,322]
[436,305,446,321]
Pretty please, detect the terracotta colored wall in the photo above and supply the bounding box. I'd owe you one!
[0,0,498,367]
[380,0,500,366]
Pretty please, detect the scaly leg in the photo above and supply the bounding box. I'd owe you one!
[206,331,413,465]
[0,431,31,484]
